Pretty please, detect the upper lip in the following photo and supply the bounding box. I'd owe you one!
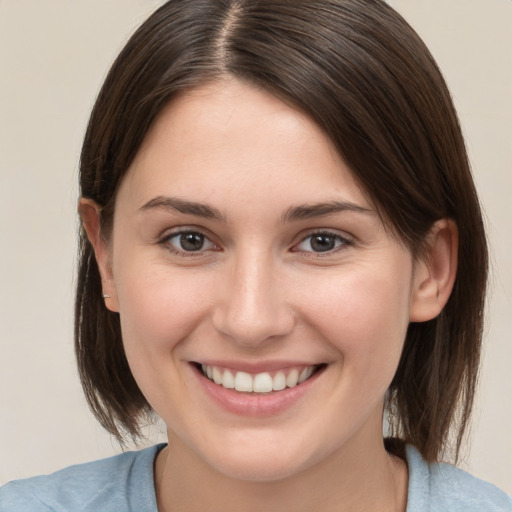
[192,360,324,374]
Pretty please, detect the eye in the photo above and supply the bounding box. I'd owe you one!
[294,232,349,253]
[162,230,217,254]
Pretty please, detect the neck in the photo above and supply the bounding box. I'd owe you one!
[154,428,408,512]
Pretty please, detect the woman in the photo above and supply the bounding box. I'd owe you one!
[1,0,510,510]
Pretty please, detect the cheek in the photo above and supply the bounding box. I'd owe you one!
[300,266,412,376]
[111,245,218,365]
[112,262,216,414]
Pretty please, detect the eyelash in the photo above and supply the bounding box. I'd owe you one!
[158,229,217,257]
[158,229,352,257]
[293,230,352,256]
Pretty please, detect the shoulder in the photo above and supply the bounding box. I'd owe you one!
[405,445,512,512]
[0,444,164,512]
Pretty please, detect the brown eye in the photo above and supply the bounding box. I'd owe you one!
[164,231,216,254]
[310,234,337,252]
[295,232,349,253]
[179,232,205,251]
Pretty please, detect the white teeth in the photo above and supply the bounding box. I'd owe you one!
[253,373,273,393]
[234,371,253,392]
[200,364,317,393]
[212,367,223,385]
[286,369,299,388]
[222,370,235,389]
[273,371,286,391]
[298,367,314,384]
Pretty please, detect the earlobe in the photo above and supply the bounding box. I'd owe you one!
[78,198,119,313]
[409,219,458,322]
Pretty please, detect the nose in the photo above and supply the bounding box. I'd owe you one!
[212,251,295,347]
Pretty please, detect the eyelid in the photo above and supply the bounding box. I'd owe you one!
[156,226,352,257]
[158,227,220,256]
[292,229,353,254]
[157,224,216,243]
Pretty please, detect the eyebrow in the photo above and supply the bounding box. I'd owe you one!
[139,196,373,223]
[139,196,227,222]
[282,201,373,222]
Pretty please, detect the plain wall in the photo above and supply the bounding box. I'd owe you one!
[0,0,510,493]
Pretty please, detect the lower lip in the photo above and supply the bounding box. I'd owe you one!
[192,364,324,417]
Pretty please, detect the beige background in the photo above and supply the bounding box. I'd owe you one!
[0,0,510,493]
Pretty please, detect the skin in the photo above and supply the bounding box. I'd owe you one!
[81,79,457,511]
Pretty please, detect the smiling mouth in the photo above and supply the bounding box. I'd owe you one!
[195,363,326,393]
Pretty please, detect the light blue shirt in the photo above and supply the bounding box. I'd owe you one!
[1,444,511,511]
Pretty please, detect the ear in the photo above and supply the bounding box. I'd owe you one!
[78,198,119,313]
[409,219,458,322]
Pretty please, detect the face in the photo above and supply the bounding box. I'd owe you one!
[97,80,427,481]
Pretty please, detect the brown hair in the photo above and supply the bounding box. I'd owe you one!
[76,0,487,462]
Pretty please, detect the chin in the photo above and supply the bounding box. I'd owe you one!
[211,454,306,483]
[197,433,324,483]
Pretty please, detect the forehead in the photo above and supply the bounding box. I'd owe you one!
[117,79,371,215]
